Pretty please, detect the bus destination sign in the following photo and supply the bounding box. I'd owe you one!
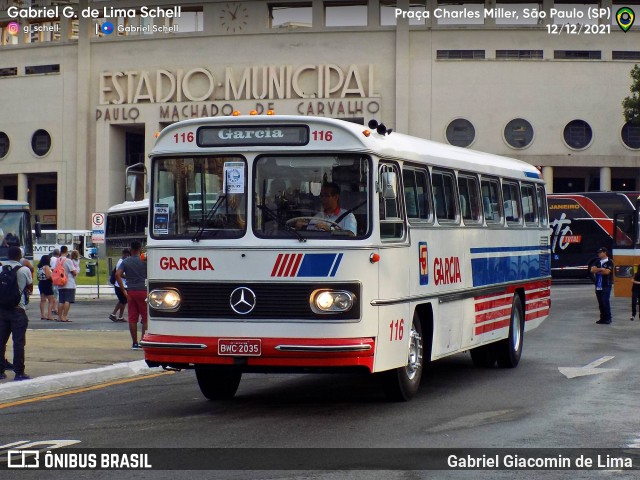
[197,125,309,147]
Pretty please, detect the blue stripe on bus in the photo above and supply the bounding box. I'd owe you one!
[524,171,541,179]
[297,254,338,277]
[329,253,343,277]
[470,245,549,254]
[471,253,551,287]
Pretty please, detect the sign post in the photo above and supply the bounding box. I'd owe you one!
[91,213,105,299]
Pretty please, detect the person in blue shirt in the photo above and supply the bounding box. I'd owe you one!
[591,247,614,324]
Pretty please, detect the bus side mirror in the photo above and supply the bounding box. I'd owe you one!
[34,216,42,238]
[380,171,397,200]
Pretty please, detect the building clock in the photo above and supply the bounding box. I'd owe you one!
[219,2,249,33]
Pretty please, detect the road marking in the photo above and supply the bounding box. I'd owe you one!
[0,371,173,410]
[558,355,617,379]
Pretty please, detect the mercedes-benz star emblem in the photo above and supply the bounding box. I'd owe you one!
[230,287,257,315]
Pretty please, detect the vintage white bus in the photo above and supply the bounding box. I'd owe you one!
[141,115,551,401]
[32,229,96,261]
[105,199,149,267]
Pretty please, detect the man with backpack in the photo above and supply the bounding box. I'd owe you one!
[109,248,130,322]
[54,246,78,322]
[116,241,147,350]
[0,246,33,381]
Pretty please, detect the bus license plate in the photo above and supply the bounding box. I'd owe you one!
[218,339,262,356]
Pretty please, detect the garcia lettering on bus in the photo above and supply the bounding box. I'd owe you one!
[217,127,284,140]
[160,256,215,271]
[433,256,462,286]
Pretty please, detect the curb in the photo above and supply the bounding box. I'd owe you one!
[0,360,161,402]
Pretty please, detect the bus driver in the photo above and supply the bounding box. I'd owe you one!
[296,182,357,236]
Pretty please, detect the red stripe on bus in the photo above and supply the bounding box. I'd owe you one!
[526,289,551,301]
[290,253,303,277]
[283,253,298,277]
[525,308,550,321]
[276,254,290,277]
[475,296,512,312]
[475,319,510,335]
[553,195,613,238]
[271,254,283,277]
[526,298,550,311]
[475,308,511,324]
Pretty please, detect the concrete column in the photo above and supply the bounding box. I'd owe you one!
[485,0,497,26]
[599,0,612,26]
[426,0,436,28]
[368,0,380,27]
[600,166,611,192]
[395,0,410,133]
[312,0,325,28]
[542,166,554,193]
[74,0,90,228]
[17,173,28,202]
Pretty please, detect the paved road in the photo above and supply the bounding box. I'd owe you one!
[2,284,640,479]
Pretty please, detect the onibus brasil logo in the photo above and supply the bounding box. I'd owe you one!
[616,7,635,32]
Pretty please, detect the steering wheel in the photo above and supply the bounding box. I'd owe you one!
[286,216,342,231]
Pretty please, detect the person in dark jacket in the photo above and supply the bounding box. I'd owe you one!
[591,247,614,324]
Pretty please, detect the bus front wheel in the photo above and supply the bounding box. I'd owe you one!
[496,295,524,368]
[195,366,242,400]
[379,315,424,401]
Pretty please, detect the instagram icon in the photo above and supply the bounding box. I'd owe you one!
[6,22,20,35]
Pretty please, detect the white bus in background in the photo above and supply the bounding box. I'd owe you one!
[105,199,149,267]
[33,230,96,261]
[142,114,551,402]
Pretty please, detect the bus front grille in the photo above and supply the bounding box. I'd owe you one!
[148,281,361,321]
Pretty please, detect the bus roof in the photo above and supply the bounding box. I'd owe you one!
[152,115,543,183]
[0,199,30,210]
[107,199,149,214]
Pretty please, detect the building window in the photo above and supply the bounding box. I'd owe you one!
[0,132,9,159]
[554,50,601,60]
[270,3,312,28]
[563,120,593,150]
[496,50,543,60]
[621,122,640,150]
[325,1,368,27]
[504,118,534,149]
[613,51,640,61]
[4,185,17,200]
[25,64,60,75]
[0,67,17,77]
[437,50,485,60]
[446,119,475,147]
[31,129,52,156]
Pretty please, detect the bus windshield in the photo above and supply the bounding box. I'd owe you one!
[153,156,246,239]
[0,211,32,258]
[254,154,370,239]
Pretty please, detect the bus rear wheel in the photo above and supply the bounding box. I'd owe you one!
[195,366,242,400]
[379,315,423,401]
[496,295,524,368]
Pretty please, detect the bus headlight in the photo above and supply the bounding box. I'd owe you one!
[148,289,181,311]
[310,290,355,313]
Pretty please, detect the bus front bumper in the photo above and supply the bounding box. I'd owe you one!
[140,334,375,372]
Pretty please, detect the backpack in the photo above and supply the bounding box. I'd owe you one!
[0,265,23,308]
[109,267,117,286]
[37,266,48,281]
[52,257,68,287]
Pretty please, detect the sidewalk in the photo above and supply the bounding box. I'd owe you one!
[0,298,163,402]
[34,284,117,299]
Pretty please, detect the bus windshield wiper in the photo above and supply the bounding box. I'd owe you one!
[192,194,226,242]
[257,204,306,243]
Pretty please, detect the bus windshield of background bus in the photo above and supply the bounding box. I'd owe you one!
[152,156,247,239]
[0,211,30,258]
[254,155,370,239]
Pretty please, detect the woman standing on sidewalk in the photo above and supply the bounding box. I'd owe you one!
[36,255,55,321]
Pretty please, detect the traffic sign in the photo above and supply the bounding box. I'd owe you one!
[92,212,105,244]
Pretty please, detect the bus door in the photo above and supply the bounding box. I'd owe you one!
[613,211,638,297]
[375,163,412,372]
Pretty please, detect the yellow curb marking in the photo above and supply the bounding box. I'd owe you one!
[0,371,173,409]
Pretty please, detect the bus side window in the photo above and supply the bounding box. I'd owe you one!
[481,178,503,225]
[521,183,537,226]
[433,169,458,223]
[403,167,433,224]
[536,185,548,227]
[502,182,522,225]
[458,174,481,224]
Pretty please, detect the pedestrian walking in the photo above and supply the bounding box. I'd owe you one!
[631,266,640,321]
[50,249,60,315]
[109,248,130,322]
[56,245,79,323]
[116,241,147,349]
[591,247,614,325]
[0,246,33,381]
[36,254,55,321]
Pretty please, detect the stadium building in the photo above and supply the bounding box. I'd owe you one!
[0,0,638,228]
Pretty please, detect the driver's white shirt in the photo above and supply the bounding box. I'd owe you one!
[308,207,357,235]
